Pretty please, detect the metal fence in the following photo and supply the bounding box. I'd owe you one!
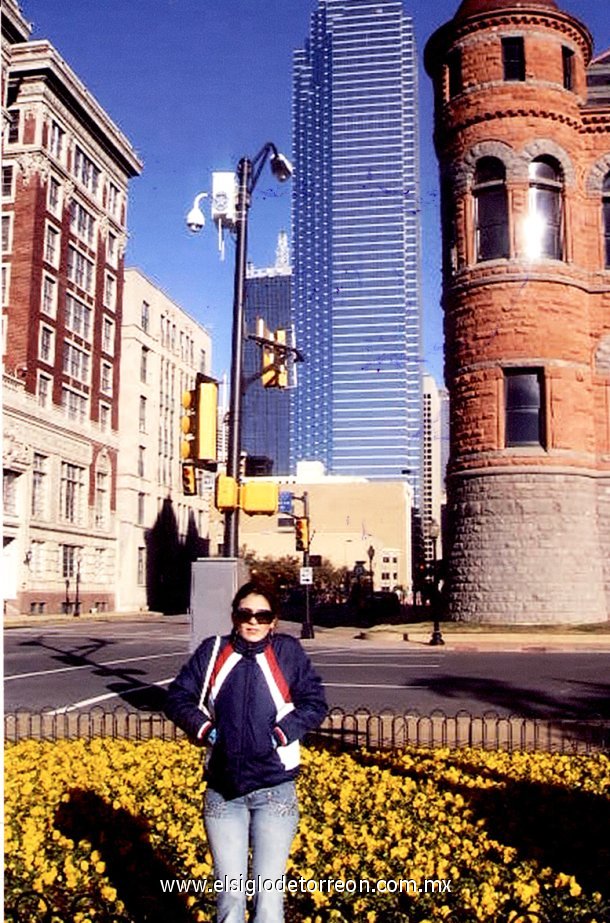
[5,706,609,752]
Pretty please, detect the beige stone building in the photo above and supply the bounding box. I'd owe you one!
[117,268,213,611]
[235,465,413,595]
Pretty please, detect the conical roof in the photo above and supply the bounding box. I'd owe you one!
[454,0,559,21]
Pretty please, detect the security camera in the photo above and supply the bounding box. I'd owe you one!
[270,152,294,182]
[186,204,206,233]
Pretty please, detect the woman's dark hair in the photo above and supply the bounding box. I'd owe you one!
[231,579,278,615]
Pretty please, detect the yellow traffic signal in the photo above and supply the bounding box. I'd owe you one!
[275,328,287,389]
[295,517,309,551]
[181,389,198,461]
[196,380,217,463]
[180,377,218,464]
[215,474,239,511]
[182,463,197,496]
[241,481,279,516]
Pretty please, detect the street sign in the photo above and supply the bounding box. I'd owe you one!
[300,566,313,585]
[279,491,294,514]
[309,554,322,567]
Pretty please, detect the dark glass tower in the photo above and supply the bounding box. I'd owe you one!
[242,232,292,476]
[291,0,422,493]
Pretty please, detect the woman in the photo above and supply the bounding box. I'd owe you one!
[164,579,327,923]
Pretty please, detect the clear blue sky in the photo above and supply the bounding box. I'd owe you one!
[21,0,610,384]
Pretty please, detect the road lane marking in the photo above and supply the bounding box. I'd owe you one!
[45,677,174,715]
[5,651,185,682]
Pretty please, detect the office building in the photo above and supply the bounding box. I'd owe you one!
[242,231,292,476]
[291,0,422,491]
[117,269,213,611]
[2,0,142,616]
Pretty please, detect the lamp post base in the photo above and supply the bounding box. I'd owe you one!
[430,621,445,646]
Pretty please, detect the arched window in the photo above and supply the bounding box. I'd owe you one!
[603,172,610,269]
[526,157,564,260]
[474,157,509,261]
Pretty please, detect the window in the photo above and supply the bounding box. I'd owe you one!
[526,157,564,260]
[199,349,207,374]
[39,325,55,363]
[447,48,463,98]
[141,301,150,333]
[562,46,574,91]
[502,37,525,81]
[37,373,52,408]
[474,157,509,261]
[2,263,10,306]
[100,361,113,396]
[137,547,146,585]
[63,341,90,383]
[139,395,147,433]
[67,246,94,292]
[2,165,14,199]
[47,176,61,216]
[65,294,92,340]
[138,446,145,478]
[31,453,47,518]
[137,492,146,525]
[102,317,115,355]
[2,214,13,253]
[61,545,80,579]
[7,109,20,144]
[69,199,95,245]
[44,224,60,266]
[602,173,610,269]
[41,276,58,317]
[107,182,120,218]
[60,462,85,523]
[504,369,545,447]
[30,541,45,578]
[95,471,109,529]
[104,273,116,310]
[107,232,117,267]
[61,386,87,422]
[74,146,100,195]
[99,403,111,432]
[140,346,149,383]
[49,121,64,160]
[3,470,18,515]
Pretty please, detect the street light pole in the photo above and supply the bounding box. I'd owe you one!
[223,157,251,559]
[221,144,293,559]
[428,520,444,646]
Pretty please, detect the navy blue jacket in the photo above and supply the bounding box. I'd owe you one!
[164,631,327,798]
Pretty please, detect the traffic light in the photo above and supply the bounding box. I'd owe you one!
[241,481,279,516]
[274,328,288,389]
[295,517,309,552]
[215,474,239,511]
[257,318,288,389]
[180,377,218,465]
[182,463,197,496]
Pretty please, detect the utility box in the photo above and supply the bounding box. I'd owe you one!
[190,558,249,651]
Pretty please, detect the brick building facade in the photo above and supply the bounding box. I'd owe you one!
[425,0,610,623]
[2,1,142,615]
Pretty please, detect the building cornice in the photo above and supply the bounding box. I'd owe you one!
[8,41,142,178]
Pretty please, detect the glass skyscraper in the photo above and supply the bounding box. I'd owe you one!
[291,0,422,493]
[242,232,292,476]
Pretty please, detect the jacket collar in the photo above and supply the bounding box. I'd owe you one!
[230,629,273,657]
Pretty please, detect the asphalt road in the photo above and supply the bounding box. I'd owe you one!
[4,619,610,719]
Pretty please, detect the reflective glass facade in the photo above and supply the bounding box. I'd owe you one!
[292,0,422,492]
[242,257,292,476]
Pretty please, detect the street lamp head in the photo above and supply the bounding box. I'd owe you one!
[269,151,293,182]
[186,192,208,233]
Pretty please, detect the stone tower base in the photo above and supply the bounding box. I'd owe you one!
[447,468,609,625]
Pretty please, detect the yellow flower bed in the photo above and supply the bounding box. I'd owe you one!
[5,738,610,922]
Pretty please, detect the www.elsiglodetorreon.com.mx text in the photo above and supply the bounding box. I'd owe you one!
[160,875,453,896]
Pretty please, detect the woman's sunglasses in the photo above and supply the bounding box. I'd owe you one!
[234,607,275,625]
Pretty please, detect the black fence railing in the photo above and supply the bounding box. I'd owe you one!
[5,706,609,753]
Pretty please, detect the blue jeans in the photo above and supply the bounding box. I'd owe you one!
[203,781,299,923]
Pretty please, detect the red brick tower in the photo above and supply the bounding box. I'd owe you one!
[425,0,610,623]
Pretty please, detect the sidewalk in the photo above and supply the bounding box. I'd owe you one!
[4,609,610,652]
